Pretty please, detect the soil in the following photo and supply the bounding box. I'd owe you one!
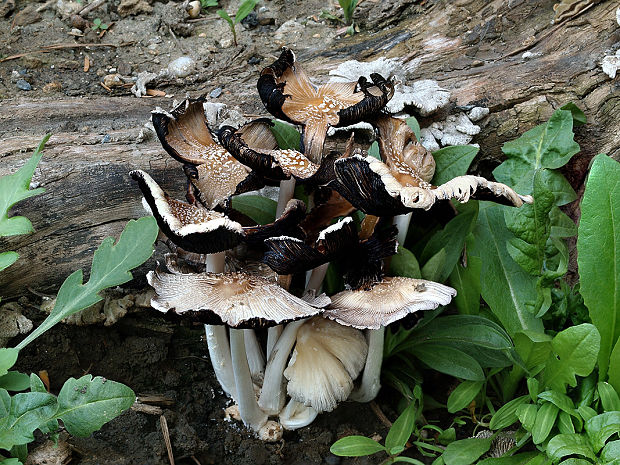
[2,0,619,463]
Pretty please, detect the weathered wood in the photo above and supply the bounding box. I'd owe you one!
[1,0,619,298]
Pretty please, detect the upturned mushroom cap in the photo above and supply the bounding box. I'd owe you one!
[131,170,245,254]
[331,154,533,216]
[147,269,326,328]
[151,99,255,209]
[257,48,394,164]
[283,316,368,413]
[325,277,457,329]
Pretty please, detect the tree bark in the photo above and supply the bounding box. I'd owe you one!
[1,0,619,298]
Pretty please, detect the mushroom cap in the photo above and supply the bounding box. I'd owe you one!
[131,170,245,254]
[151,99,254,209]
[283,316,368,412]
[331,154,533,216]
[257,48,394,163]
[325,277,457,329]
[147,269,326,328]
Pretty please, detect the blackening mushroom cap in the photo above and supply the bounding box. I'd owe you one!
[257,48,394,164]
[325,277,457,329]
[373,114,436,184]
[331,155,533,216]
[242,198,307,246]
[147,269,325,328]
[131,170,245,254]
[151,99,254,209]
[283,316,368,412]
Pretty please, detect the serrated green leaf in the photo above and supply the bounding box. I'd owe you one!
[542,324,600,393]
[55,375,135,437]
[431,145,479,186]
[389,246,421,279]
[0,251,19,273]
[0,390,57,449]
[443,437,492,465]
[447,381,483,413]
[547,433,595,461]
[470,204,543,337]
[559,102,586,126]
[448,254,481,315]
[231,195,277,225]
[0,349,18,376]
[531,401,559,444]
[234,0,257,23]
[598,382,620,411]
[386,401,417,450]
[16,216,158,350]
[513,330,552,372]
[577,154,620,381]
[269,120,301,151]
[584,411,620,453]
[409,343,484,381]
[494,109,579,193]
[516,403,538,431]
[28,375,58,435]
[330,436,386,456]
[609,340,620,394]
[489,395,530,430]
[0,372,30,392]
[0,136,48,238]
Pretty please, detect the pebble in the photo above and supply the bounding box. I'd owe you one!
[210,87,222,98]
[16,79,31,91]
[241,11,259,29]
[167,56,195,78]
[247,56,261,65]
[101,134,111,144]
[324,455,341,465]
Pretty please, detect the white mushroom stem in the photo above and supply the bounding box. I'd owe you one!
[204,252,237,399]
[258,320,305,415]
[305,263,329,293]
[349,328,385,402]
[279,399,318,430]
[229,328,269,431]
[276,178,296,217]
[393,212,412,245]
[266,325,282,360]
[244,328,265,382]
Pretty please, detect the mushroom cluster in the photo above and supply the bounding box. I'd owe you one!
[133,48,532,440]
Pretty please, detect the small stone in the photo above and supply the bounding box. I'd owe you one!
[102,73,123,88]
[117,62,132,75]
[241,11,259,29]
[167,56,195,78]
[258,14,275,26]
[324,455,341,465]
[16,79,31,91]
[101,134,111,144]
[210,87,222,98]
[109,67,117,73]
[42,81,62,92]
[247,56,261,65]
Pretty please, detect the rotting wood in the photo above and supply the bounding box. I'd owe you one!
[1,0,619,298]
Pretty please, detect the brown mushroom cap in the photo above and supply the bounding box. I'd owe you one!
[147,269,326,328]
[152,99,255,209]
[257,48,394,164]
[325,277,457,329]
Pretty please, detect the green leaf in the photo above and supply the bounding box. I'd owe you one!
[392,458,425,465]
[368,141,381,160]
[549,207,577,238]
[406,116,421,142]
[547,433,596,462]
[0,251,19,273]
[231,195,277,225]
[386,402,417,450]
[0,390,57,449]
[470,204,543,337]
[609,340,620,394]
[0,349,18,377]
[389,246,421,279]
[0,137,48,238]
[0,459,23,465]
[477,452,543,465]
[584,411,620,453]
[577,405,597,422]
[409,343,484,381]
[489,395,531,430]
[330,436,386,456]
[216,9,233,25]
[437,427,456,445]
[421,248,446,282]
[0,372,30,392]
[598,382,620,411]
[531,402,559,444]
[513,331,552,372]
[16,216,158,350]
[542,169,576,207]
[559,103,586,126]
[557,411,575,434]
[601,440,620,462]
[494,109,579,193]
[431,145,479,186]
[447,381,483,413]
[28,375,58,435]
[443,437,492,465]
[527,378,540,402]
[55,375,135,437]
[270,120,301,151]
[516,403,538,431]
[577,154,620,381]
[537,391,578,418]
[542,324,600,392]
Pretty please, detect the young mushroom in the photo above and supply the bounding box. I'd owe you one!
[257,48,395,163]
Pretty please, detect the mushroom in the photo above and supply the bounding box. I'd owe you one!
[151,99,259,209]
[257,48,394,163]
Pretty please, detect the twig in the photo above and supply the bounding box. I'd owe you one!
[190,457,202,465]
[370,401,393,428]
[79,0,107,17]
[160,415,176,465]
[168,26,187,55]
[0,43,118,63]
[36,0,56,13]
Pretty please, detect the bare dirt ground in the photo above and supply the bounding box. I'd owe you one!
[1,0,619,463]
